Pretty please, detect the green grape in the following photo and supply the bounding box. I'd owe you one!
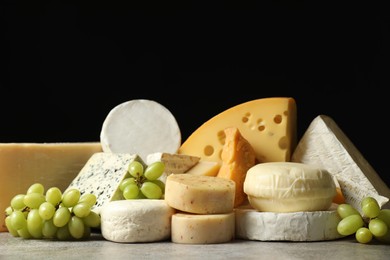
[46,187,62,206]
[82,211,101,228]
[355,227,373,244]
[5,206,13,216]
[128,161,144,178]
[377,209,390,227]
[17,226,32,239]
[10,194,26,210]
[78,193,97,207]
[123,183,140,199]
[140,181,162,199]
[53,207,71,227]
[62,188,80,208]
[144,161,165,181]
[68,215,85,239]
[27,209,43,238]
[72,202,91,218]
[39,202,56,220]
[136,192,147,199]
[56,225,72,240]
[151,179,165,194]
[24,192,46,209]
[337,204,360,219]
[27,183,44,195]
[375,229,390,244]
[369,218,388,237]
[42,219,58,238]
[337,214,364,236]
[361,196,380,218]
[10,210,27,230]
[120,177,136,191]
[5,216,19,237]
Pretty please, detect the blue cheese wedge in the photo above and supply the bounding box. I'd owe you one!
[65,152,144,214]
[292,115,390,212]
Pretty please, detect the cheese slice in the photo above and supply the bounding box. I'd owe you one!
[65,152,144,215]
[291,115,390,212]
[165,174,236,214]
[178,97,297,164]
[0,142,102,232]
[217,127,256,208]
[146,152,200,183]
[171,212,235,244]
[185,160,220,177]
[100,200,175,243]
[235,203,344,241]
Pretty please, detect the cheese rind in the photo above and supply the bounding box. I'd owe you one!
[164,174,235,214]
[65,152,144,214]
[178,97,297,164]
[171,212,235,244]
[235,204,344,241]
[291,115,390,212]
[244,162,336,212]
[100,200,175,243]
[0,142,102,232]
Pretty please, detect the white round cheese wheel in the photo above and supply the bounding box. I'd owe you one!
[171,212,235,244]
[244,162,336,212]
[100,99,181,161]
[165,174,235,214]
[100,199,175,243]
[235,204,344,241]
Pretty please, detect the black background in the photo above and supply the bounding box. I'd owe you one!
[1,2,389,187]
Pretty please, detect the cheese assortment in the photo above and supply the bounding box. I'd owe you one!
[171,212,235,244]
[100,200,175,243]
[3,97,390,245]
[0,142,102,232]
[178,97,297,164]
[291,115,390,212]
[235,203,343,241]
[65,152,144,214]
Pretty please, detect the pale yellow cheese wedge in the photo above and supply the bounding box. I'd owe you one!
[185,160,220,177]
[171,212,235,244]
[164,174,235,214]
[178,97,297,164]
[0,142,102,232]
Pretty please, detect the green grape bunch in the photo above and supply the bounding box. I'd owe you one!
[4,183,101,240]
[119,161,166,200]
[336,196,390,244]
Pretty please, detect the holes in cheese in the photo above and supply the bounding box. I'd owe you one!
[164,174,235,214]
[178,97,297,164]
[171,212,235,244]
[216,127,256,208]
[243,162,336,212]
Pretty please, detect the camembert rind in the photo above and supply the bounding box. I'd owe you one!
[235,204,344,241]
[292,115,390,212]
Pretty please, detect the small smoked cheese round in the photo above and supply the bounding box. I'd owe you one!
[165,174,235,214]
[244,162,336,212]
[171,212,235,244]
[100,200,175,243]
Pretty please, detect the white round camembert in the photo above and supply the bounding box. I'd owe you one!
[100,200,175,243]
[244,162,337,212]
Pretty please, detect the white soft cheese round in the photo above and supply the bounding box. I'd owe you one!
[244,162,336,212]
[100,199,175,243]
[235,203,344,241]
[100,99,181,161]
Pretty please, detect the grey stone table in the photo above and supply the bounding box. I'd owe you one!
[1,232,389,260]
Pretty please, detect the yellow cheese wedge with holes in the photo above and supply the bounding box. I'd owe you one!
[178,97,297,164]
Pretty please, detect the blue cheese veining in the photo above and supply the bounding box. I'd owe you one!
[65,152,144,214]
